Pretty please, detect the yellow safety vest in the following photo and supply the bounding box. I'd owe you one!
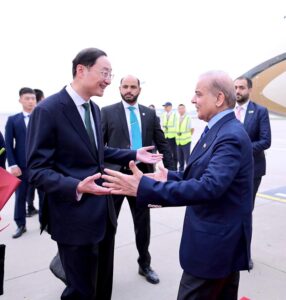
[176,115,192,145]
[162,112,177,139]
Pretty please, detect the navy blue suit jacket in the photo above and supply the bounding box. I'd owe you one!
[0,131,6,168]
[5,112,27,168]
[243,101,271,178]
[26,88,136,245]
[137,112,253,279]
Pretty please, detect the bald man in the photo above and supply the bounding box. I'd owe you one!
[101,75,173,284]
[103,71,253,299]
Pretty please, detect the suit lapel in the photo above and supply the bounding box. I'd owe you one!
[116,103,130,142]
[60,90,98,159]
[139,105,147,145]
[243,101,255,131]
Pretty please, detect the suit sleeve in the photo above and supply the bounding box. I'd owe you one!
[0,131,6,168]
[252,107,271,154]
[4,117,16,167]
[137,135,243,207]
[103,147,136,164]
[26,106,80,200]
[152,112,174,170]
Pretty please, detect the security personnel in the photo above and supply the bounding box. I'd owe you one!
[176,104,193,171]
[161,102,178,170]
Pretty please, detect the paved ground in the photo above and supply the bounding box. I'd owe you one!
[0,115,285,299]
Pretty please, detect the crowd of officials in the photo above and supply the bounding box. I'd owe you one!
[0,47,271,300]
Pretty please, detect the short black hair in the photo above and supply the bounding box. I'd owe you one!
[34,89,44,102]
[19,87,35,97]
[235,76,253,89]
[72,47,107,78]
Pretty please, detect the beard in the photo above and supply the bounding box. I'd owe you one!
[121,93,139,104]
[236,93,249,104]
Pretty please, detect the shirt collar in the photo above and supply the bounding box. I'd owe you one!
[122,100,139,110]
[23,111,30,117]
[208,109,233,129]
[235,100,249,110]
[66,84,89,106]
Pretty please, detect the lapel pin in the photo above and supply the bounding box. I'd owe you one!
[203,143,207,148]
[248,110,254,114]
[142,113,145,116]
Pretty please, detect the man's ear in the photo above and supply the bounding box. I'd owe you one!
[216,92,225,107]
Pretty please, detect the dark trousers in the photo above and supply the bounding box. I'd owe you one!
[177,142,191,172]
[253,177,262,209]
[58,221,115,300]
[177,271,240,300]
[113,194,151,268]
[26,184,45,223]
[14,169,31,227]
[166,137,178,171]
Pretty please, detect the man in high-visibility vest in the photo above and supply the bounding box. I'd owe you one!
[176,104,194,171]
[161,102,178,170]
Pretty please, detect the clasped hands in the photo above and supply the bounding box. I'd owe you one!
[77,146,167,196]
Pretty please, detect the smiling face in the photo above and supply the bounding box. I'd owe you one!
[73,55,112,100]
[119,75,141,105]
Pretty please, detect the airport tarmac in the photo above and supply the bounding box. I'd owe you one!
[0,114,285,300]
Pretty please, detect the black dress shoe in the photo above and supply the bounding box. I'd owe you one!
[139,266,160,284]
[12,226,27,239]
[26,208,39,217]
[49,253,67,285]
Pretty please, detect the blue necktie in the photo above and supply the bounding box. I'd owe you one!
[200,126,209,140]
[128,106,142,150]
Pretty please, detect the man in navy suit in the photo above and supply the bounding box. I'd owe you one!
[234,76,271,207]
[0,131,5,169]
[103,71,253,300]
[5,87,37,238]
[26,48,162,300]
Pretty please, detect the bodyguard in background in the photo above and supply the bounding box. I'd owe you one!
[101,75,173,284]
[234,76,271,207]
[5,87,37,238]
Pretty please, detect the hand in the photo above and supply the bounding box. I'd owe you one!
[144,163,168,182]
[102,161,143,196]
[136,146,163,164]
[77,173,112,195]
[10,166,22,177]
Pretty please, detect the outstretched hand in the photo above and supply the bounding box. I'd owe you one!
[102,161,143,196]
[144,163,168,182]
[77,173,112,195]
[136,146,163,164]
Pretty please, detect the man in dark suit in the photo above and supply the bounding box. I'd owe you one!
[234,76,271,207]
[5,87,37,238]
[26,48,162,300]
[101,75,173,284]
[0,131,6,168]
[103,71,253,300]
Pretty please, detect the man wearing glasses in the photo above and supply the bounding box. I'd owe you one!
[26,48,162,300]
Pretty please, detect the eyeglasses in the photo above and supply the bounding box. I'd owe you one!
[98,71,114,80]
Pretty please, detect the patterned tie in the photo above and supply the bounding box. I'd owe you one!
[82,102,97,152]
[235,106,243,122]
[128,106,142,150]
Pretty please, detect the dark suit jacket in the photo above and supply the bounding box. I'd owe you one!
[101,102,173,172]
[26,88,136,245]
[137,112,253,279]
[0,131,6,168]
[5,113,27,168]
[243,101,271,178]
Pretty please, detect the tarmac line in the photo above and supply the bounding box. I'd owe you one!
[257,193,286,203]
